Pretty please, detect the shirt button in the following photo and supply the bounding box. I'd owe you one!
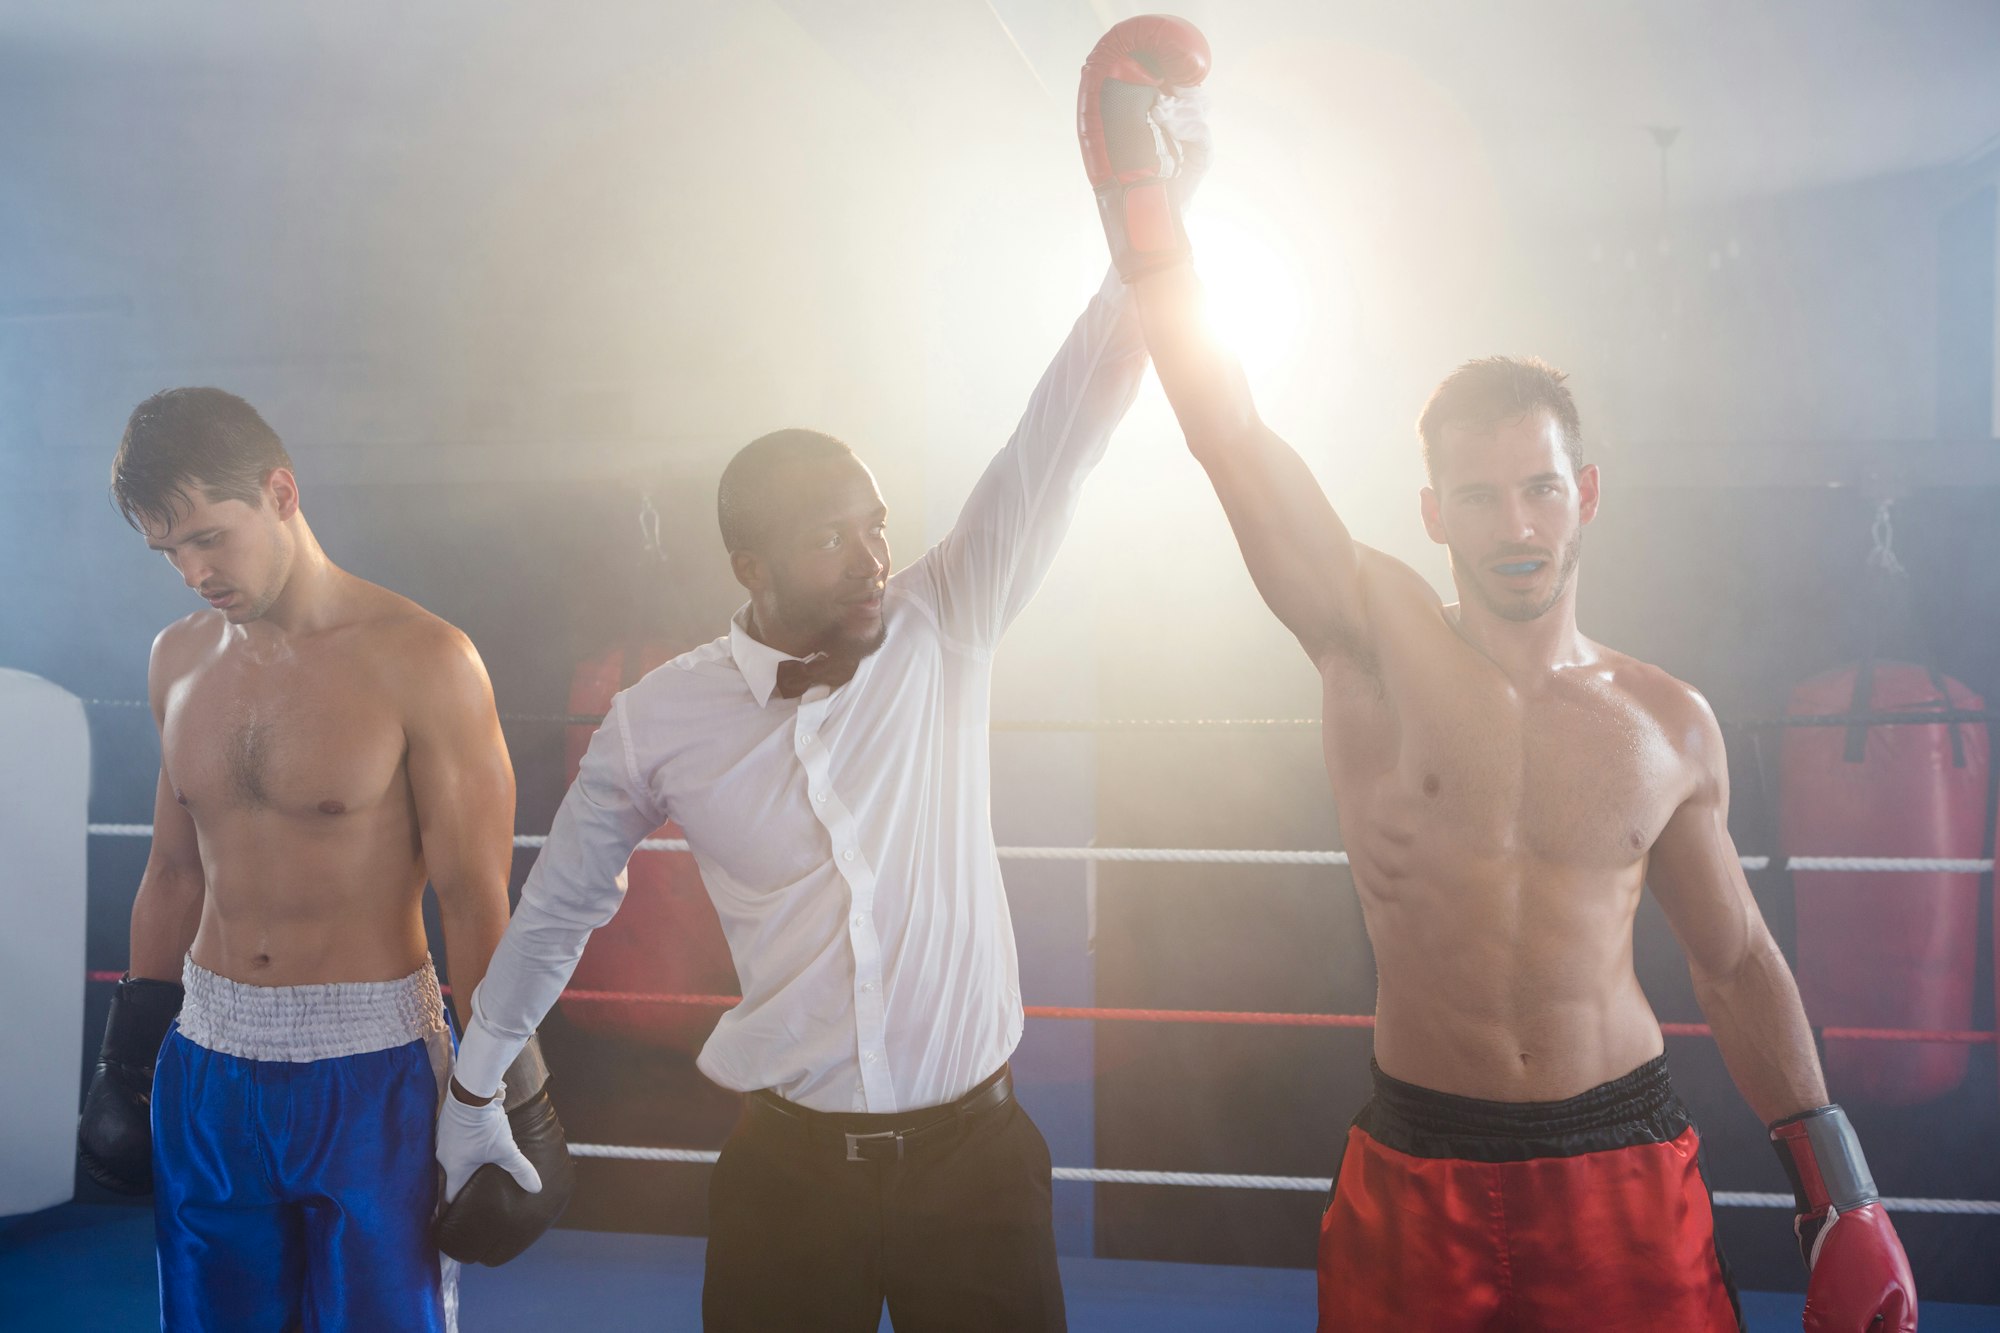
[861,980,879,993]
[851,914,865,928]
[813,791,827,803]
[799,733,815,746]
[864,1050,880,1064]
[842,849,855,862]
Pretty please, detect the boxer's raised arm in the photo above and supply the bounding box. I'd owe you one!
[130,626,204,981]
[404,623,517,1033]
[1645,689,1825,1124]
[1079,18,1377,670]
[1131,265,1374,669]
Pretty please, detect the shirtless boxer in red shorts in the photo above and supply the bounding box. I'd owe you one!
[1077,18,1916,1332]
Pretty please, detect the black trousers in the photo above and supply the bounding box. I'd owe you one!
[702,1078,1067,1332]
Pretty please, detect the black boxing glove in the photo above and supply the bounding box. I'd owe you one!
[78,974,184,1195]
[435,1036,577,1266]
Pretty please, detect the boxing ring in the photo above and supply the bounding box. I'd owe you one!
[15,702,2000,1328]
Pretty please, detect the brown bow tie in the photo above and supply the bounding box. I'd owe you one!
[775,652,859,700]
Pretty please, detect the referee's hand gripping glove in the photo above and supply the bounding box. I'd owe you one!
[436,1035,576,1266]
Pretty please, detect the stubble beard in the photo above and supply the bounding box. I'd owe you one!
[775,584,889,663]
[1459,528,1582,624]
[232,538,294,624]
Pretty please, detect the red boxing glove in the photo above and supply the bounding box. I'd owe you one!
[1769,1105,1917,1332]
[1077,15,1211,280]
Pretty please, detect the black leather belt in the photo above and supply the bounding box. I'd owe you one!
[745,1064,1014,1163]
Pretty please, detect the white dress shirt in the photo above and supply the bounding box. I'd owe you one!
[456,278,1147,1113]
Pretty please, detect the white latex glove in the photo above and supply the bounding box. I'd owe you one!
[436,1083,543,1203]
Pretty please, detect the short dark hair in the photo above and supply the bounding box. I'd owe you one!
[1417,356,1582,482]
[110,387,293,531]
[716,428,858,553]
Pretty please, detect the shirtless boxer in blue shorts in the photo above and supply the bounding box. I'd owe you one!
[81,388,571,1330]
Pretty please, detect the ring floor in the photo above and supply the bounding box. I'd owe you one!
[5,1205,1995,1331]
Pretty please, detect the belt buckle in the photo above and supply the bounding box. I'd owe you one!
[844,1128,904,1163]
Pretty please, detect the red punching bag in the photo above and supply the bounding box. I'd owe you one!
[554,642,739,1055]
[1779,662,1987,1106]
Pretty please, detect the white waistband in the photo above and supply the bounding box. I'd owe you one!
[177,955,448,1062]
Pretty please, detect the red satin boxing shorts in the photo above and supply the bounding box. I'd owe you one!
[1317,1055,1742,1332]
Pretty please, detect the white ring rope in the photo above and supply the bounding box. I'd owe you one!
[1707,1193,2000,1216]
[563,1144,2000,1212]
[1054,1167,1330,1192]
[570,1145,720,1165]
[990,718,1320,730]
[998,845,1354,865]
[81,700,2000,731]
[1783,856,1994,873]
[80,825,1999,873]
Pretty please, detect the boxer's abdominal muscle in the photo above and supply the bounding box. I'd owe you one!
[1331,653,1692,1102]
[163,621,433,987]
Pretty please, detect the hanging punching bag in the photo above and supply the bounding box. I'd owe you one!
[1779,662,1987,1106]
[555,642,740,1055]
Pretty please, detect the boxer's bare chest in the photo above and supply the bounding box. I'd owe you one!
[163,634,408,823]
[1328,660,1686,875]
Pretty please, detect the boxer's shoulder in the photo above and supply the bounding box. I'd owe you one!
[147,610,217,693]
[322,584,495,724]
[333,582,473,666]
[1594,647,1724,772]
[380,604,479,670]
[1608,652,1710,725]
[152,606,222,653]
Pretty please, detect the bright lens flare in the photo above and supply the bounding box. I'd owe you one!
[1185,212,1308,385]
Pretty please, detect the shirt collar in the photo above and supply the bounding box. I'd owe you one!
[729,603,804,708]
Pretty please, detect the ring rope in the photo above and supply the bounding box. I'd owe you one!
[561,1145,2000,1212]
[68,971,1995,1209]
[570,1145,720,1165]
[77,697,2000,732]
[81,825,1999,874]
[76,971,1997,1046]
[518,988,2000,1046]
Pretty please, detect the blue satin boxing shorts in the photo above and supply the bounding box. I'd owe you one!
[152,956,458,1332]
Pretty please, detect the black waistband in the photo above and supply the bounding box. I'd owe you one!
[745,1064,1014,1162]
[1359,1055,1692,1163]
